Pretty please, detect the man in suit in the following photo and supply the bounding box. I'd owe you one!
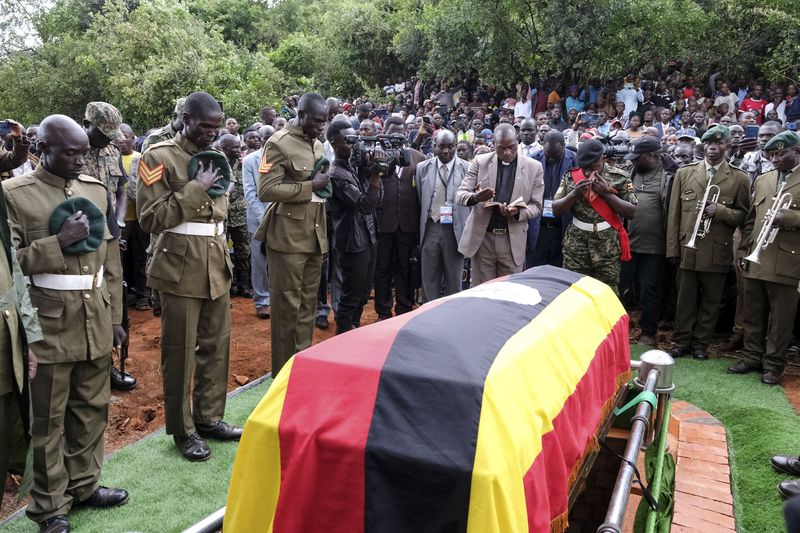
[373,116,425,319]
[666,125,750,360]
[527,131,577,268]
[729,131,800,385]
[416,130,469,301]
[256,92,329,375]
[455,123,544,285]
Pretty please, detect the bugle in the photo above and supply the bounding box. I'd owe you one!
[744,185,793,264]
[684,179,721,250]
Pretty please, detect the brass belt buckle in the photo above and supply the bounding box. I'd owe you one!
[593,222,598,232]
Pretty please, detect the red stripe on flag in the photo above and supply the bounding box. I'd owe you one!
[522,315,630,531]
[272,302,447,533]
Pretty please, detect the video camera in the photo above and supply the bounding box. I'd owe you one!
[347,133,411,174]
[599,133,631,159]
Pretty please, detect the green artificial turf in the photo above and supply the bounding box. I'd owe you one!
[632,345,800,533]
[0,377,272,533]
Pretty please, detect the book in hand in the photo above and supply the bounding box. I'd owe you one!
[483,196,527,208]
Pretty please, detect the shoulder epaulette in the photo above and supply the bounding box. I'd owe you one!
[76,173,107,188]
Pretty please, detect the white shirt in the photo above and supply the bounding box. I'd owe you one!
[513,99,532,119]
[518,143,539,158]
[765,101,787,124]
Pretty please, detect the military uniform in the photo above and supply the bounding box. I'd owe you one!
[142,124,177,152]
[2,165,122,523]
[227,161,251,294]
[137,134,233,438]
[254,123,327,376]
[666,157,749,353]
[83,145,126,200]
[739,135,800,376]
[554,163,637,293]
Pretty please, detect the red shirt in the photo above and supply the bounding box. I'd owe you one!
[740,97,767,124]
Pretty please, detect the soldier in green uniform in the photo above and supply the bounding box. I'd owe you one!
[553,139,637,294]
[255,92,329,376]
[142,97,186,317]
[137,92,242,462]
[666,125,750,360]
[728,131,800,385]
[219,134,252,298]
[82,102,127,224]
[3,115,128,533]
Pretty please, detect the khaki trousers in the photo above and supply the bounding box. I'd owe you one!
[470,232,522,286]
[160,293,230,437]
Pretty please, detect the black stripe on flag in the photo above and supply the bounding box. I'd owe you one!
[363,266,581,533]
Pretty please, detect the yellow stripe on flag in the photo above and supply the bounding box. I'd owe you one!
[467,277,625,533]
[225,357,296,532]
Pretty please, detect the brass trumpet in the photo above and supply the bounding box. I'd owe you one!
[684,179,721,250]
[744,184,793,264]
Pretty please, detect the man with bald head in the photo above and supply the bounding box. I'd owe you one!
[138,91,242,462]
[3,115,128,532]
[456,123,544,284]
[416,130,470,301]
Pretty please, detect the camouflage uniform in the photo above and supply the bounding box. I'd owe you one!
[554,163,637,293]
[83,146,125,197]
[227,162,251,292]
[142,124,177,153]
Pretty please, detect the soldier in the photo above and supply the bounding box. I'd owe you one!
[552,139,638,294]
[137,92,242,462]
[3,115,128,533]
[729,131,800,385]
[142,97,186,317]
[255,92,329,376]
[666,125,750,360]
[219,134,252,298]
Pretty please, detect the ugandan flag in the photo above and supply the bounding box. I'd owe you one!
[225,266,631,533]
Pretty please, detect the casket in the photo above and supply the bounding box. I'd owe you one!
[225,266,631,533]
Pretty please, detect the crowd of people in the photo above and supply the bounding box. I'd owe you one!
[2,60,800,533]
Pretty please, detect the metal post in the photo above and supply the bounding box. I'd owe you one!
[182,506,225,533]
[597,368,660,533]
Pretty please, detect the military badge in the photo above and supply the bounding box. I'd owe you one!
[258,151,273,174]
[138,160,164,186]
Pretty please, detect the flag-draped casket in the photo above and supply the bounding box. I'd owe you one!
[225,266,631,532]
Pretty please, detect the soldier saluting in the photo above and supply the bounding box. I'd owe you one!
[137,91,242,462]
[3,115,128,533]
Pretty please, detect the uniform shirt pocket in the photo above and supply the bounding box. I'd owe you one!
[149,233,190,283]
[29,292,65,319]
[777,240,800,279]
[289,160,312,181]
[712,237,733,267]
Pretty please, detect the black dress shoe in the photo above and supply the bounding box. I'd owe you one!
[315,315,329,329]
[692,348,708,360]
[762,371,781,385]
[772,455,800,476]
[779,478,800,498]
[196,420,243,441]
[78,486,129,508]
[39,515,70,533]
[174,433,211,461]
[727,360,762,374]
[110,366,137,391]
[667,346,689,358]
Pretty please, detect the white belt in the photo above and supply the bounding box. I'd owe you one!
[572,218,612,232]
[164,221,225,237]
[28,266,104,291]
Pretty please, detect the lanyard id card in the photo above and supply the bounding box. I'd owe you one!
[439,205,453,224]
[543,199,554,218]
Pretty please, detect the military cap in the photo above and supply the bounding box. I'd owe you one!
[48,197,106,255]
[625,136,662,160]
[85,101,122,141]
[576,139,605,168]
[174,97,187,115]
[187,151,232,198]
[312,157,333,199]
[675,128,696,140]
[700,125,730,143]
[764,131,800,152]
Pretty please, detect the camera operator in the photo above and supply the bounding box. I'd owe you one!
[410,116,434,156]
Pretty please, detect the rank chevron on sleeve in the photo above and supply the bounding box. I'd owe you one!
[138,160,164,186]
[258,151,272,174]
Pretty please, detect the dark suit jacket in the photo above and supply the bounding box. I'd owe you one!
[526,149,577,252]
[377,148,425,234]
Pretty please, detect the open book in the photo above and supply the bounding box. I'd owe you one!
[483,196,527,208]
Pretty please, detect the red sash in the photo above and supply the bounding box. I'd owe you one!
[571,168,632,262]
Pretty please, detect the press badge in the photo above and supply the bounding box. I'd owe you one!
[543,199,555,218]
[440,205,453,224]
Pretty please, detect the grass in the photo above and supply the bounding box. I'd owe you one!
[632,345,800,533]
[1,377,272,533]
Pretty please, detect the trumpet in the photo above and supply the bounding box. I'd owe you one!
[684,179,721,250]
[744,184,793,264]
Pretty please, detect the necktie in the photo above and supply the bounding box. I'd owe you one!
[778,170,788,186]
[707,166,716,182]
[432,164,448,221]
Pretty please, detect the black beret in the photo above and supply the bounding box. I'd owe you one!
[577,139,605,168]
[187,151,232,198]
[48,197,106,255]
[312,157,333,199]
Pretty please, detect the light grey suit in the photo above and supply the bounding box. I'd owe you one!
[416,156,470,301]
[456,152,544,284]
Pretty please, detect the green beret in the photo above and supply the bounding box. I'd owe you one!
[312,157,333,199]
[48,197,106,255]
[764,131,800,152]
[700,125,730,143]
[188,151,232,198]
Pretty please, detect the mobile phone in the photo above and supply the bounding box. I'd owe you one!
[745,125,759,139]
[0,120,11,136]
[788,122,798,132]
[583,113,599,126]
[374,109,388,119]
[422,116,432,125]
